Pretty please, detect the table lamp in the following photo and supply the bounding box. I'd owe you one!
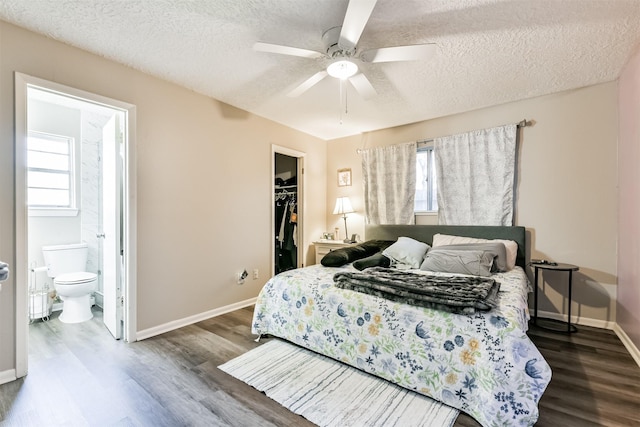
[333,197,354,243]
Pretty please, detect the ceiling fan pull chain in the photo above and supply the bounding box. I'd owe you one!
[345,82,349,116]
[339,79,344,124]
[338,78,350,125]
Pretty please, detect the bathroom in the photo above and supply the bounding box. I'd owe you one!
[26,86,125,337]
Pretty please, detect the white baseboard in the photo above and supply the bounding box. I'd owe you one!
[0,369,17,385]
[136,297,257,341]
[613,323,640,368]
[536,309,616,330]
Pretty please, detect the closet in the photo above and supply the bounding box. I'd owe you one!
[274,153,298,274]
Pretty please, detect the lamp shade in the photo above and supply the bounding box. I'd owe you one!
[333,197,354,215]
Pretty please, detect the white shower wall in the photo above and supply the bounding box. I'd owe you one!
[81,109,113,308]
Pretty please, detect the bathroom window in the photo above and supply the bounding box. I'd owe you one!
[27,131,77,213]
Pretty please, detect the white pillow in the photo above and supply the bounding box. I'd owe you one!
[382,236,430,269]
[432,233,518,270]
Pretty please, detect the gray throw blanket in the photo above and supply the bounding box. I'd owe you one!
[333,267,500,314]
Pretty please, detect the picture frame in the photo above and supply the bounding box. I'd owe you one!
[337,168,352,187]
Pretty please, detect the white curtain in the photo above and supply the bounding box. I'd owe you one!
[361,142,417,224]
[434,124,517,225]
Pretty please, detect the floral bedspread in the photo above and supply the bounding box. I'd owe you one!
[252,264,551,427]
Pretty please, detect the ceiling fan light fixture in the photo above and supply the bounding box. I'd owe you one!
[327,60,358,79]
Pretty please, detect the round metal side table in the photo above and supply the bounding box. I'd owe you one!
[532,262,579,333]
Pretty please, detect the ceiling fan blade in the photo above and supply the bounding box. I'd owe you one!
[349,73,377,100]
[338,0,377,51]
[360,44,437,63]
[286,71,328,97]
[254,42,324,59]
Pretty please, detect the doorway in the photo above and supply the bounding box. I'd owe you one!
[272,145,305,277]
[14,73,137,378]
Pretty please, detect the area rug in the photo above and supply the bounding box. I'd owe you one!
[218,339,459,427]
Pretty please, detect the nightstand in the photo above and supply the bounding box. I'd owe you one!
[313,240,356,264]
[532,262,579,333]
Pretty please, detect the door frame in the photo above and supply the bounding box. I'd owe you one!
[272,145,305,278]
[14,72,138,378]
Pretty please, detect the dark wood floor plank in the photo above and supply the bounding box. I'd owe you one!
[525,323,640,427]
[194,359,316,427]
[199,389,280,427]
[1,307,639,427]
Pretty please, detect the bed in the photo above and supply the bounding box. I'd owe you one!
[252,225,551,427]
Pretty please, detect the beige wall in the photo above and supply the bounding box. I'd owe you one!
[617,47,640,349]
[0,22,327,374]
[327,82,619,325]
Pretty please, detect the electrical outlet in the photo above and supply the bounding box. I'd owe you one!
[253,269,259,279]
[236,269,248,285]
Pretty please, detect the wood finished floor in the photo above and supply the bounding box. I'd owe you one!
[1,306,639,426]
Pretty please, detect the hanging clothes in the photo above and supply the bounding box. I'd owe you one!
[278,200,289,247]
[275,192,297,273]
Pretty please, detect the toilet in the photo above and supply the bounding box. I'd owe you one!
[42,242,97,324]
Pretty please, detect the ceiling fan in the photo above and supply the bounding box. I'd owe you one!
[254,0,436,100]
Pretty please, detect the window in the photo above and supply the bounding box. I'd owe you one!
[415,145,438,212]
[27,131,75,209]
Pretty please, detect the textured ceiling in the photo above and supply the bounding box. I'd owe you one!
[1,0,639,140]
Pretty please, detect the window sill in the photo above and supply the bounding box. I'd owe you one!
[29,208,79,217]
[415,211,438,216]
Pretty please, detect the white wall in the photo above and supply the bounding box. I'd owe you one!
[27,99,82,290]
[327,82,619,326]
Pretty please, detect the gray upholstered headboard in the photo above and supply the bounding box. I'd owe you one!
[365,225,527,269]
